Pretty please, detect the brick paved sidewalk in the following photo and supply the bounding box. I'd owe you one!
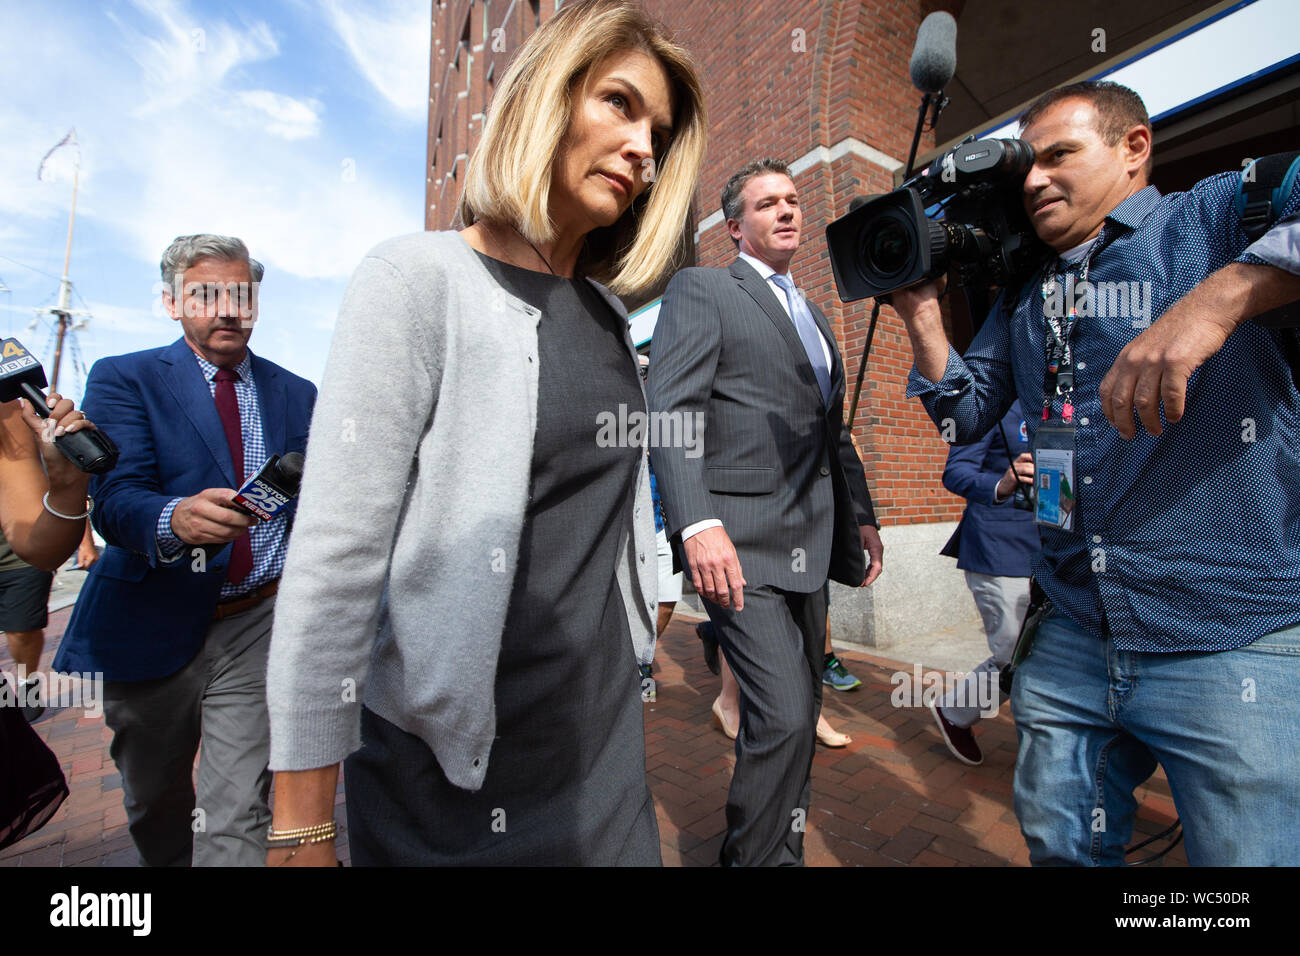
[2,609,1186,867]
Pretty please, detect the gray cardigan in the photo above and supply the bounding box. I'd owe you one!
[266,231,658,790]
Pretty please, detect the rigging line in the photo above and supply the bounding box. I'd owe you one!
[71,284,96,313]
[0,253,62,281]
[70,335,87,394]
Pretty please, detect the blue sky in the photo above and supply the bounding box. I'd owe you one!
[0,0,431,399]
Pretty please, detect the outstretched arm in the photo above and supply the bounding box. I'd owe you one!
[1100,262,1300,438]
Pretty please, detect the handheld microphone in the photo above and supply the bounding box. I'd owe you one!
[909,11,958,94]
[195,452,303,568]
[229,452,305,521]
[0,337,119,474]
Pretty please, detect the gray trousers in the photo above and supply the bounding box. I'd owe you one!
[941,571,1030,729]
[102,598,274,866]
[706,584,827,867]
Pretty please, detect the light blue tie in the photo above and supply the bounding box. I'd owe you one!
[771,274,831,406]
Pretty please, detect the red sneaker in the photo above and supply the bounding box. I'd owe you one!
[929,701,983,766]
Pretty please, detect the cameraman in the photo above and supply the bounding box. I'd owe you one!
[893,81,1300,866]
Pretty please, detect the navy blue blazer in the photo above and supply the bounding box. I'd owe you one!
[54,338,316,681]
[939,401,1039,577]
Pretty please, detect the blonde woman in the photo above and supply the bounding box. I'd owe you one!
[266,0,706,866]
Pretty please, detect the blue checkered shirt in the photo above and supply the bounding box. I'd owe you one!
[155,350,289,599]
[908,175,1300,652]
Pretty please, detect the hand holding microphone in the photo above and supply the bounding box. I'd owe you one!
[0,337,119,477]
[173,453,305,553]
[170,488,258,545]
[18,390,98,491]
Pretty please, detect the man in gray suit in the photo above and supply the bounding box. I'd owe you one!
[648,158,883,866]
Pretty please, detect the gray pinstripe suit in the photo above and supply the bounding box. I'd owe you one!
[648,256,877,865]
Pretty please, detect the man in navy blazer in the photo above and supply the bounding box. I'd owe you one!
[931,400,1038,766]
[54,235,316,866]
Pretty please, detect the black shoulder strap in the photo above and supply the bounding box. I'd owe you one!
[1238,151,1300,241]
[1235,152,1300,336]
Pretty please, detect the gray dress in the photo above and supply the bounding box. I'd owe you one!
[345,254,660,866]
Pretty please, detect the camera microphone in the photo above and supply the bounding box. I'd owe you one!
[909,12,957,94]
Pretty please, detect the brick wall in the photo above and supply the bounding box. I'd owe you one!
[426,0,968,525]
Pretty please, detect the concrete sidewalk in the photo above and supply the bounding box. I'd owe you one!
[1,607,1187,867]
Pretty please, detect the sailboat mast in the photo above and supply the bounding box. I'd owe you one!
[50,157,79,392]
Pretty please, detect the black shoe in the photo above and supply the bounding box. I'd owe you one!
[695,621,720,676]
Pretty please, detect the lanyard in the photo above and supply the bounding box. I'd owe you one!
[1039,236,1103,424]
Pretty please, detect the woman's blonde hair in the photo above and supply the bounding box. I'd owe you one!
[458,0,706,295]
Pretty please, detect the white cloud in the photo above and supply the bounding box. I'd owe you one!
[79,301,173,338]
[122,140,418,279]
[0,301,163,337]
[229,90,323,140]
[320,0,431,119]
[0,0,425,391]
[0,303,45,321]
[1,1,419,283]
[114,0,280,114]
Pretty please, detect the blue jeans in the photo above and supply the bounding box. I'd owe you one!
[1010,612,1300,866]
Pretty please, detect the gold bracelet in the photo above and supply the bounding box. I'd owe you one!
[269,821,335,839]
[267,821,337,847]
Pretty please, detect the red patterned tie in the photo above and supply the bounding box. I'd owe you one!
[213,368,252,585]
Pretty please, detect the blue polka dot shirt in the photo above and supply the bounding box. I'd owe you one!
[908,173,1300,652]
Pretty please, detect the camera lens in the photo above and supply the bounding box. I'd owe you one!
[862,215,914,279]
[944,222,991,263]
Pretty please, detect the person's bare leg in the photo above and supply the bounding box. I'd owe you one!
[643,602,674,703]
[717,652,740,728]
[6,629,44,679]
[817,619,850,742]
[656,602,676,639]
[713,624,848,744]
